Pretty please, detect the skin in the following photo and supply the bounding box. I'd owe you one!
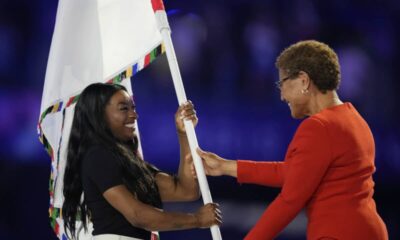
[103,90,222,231]
[197,69,343,178]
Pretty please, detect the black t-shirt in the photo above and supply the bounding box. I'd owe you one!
[82,145,151,239]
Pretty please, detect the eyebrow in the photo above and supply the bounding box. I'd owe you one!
[117,101,135,106]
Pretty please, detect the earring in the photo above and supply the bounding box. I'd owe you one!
[301,89,309,94]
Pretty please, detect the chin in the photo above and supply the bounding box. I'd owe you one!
[290,110,306,119]
[291,114,302,119]
[128,133,137,141]
[127,129,137,138]
[119,134,135,143]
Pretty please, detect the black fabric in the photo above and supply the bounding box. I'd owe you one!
[82,145,151,239]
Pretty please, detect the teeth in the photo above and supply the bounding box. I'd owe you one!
[125,123,135,128]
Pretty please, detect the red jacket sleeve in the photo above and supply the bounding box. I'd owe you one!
[244,117,332,240]
[237,160,286,187]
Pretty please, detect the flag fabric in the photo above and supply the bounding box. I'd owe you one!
[38,0,165,238]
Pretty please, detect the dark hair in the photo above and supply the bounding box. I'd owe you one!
[275,40,341,93]
[62,83,162,239]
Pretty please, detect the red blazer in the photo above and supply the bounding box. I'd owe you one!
[238,103,388,240]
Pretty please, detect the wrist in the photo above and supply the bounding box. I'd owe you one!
[177,130,186,137]
[223,160,237,177]
[191,213,200,228]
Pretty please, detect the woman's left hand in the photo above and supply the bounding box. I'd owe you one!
[175,100,198,134]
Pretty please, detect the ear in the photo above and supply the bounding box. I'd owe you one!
[299,71,311,90]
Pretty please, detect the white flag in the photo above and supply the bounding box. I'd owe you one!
[38,0,164,238]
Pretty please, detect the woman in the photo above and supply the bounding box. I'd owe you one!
[62,83,221,240]
[197,40,388,240]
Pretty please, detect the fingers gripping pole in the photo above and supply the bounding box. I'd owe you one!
[155,10,222,240]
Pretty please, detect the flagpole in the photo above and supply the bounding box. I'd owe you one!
[153,2,222,240]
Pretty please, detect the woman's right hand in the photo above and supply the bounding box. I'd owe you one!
[175,100,198,134]
[196,148,229,176]
[194,203,222,228]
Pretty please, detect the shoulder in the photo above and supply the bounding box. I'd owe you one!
[310,102,356,127]
[296,103,352,134]
[82,146,125,192]
[291,115,332,157]
[297,116,327,134]
[83,145,119,168]
[292,116,331,147]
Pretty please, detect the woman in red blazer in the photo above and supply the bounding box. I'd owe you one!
[197,40,388,240]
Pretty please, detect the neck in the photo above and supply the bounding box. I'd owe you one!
[308,90,342,115]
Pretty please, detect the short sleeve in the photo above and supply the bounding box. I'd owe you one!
[83,147,123,193]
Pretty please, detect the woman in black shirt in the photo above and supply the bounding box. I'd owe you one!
[62,83,221,239]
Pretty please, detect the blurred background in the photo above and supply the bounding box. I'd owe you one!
[1,0,399,239]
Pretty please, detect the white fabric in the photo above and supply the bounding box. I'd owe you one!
[93,234,143,240]
[41,0,161,113]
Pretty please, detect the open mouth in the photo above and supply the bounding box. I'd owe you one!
[125,123,136,130]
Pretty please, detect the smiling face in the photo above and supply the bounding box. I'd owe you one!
[278,69,311,119]
[105,90,138,142]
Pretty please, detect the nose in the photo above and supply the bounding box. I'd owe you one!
[129,110,138,120]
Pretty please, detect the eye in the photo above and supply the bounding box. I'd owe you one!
[119,106,128,111]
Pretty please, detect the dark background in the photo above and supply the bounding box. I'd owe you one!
[1,0,399,239]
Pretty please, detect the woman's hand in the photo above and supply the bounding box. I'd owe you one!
[175,100,198,134]
[196,148,237,177]
[194,203,222,228]
[196,148,226,176]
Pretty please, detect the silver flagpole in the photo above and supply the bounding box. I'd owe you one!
[154,7,223,240]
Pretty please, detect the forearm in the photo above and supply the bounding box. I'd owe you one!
[105,185,205,231]
[131,205,199,231]
[221,159,238,177]
[152,211,198,231]
[176,132,200,199]
[178,131,190,158]
[237,160,285,187]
